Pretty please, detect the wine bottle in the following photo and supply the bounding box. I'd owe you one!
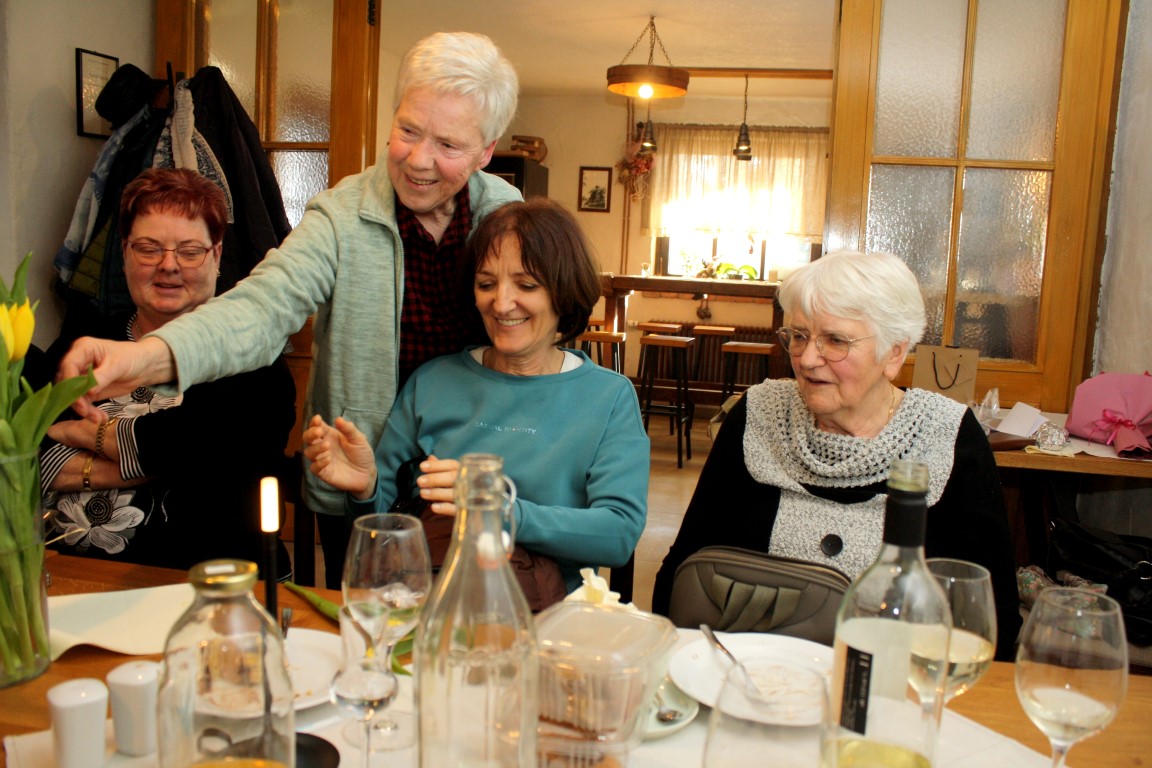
[827,460,952,767]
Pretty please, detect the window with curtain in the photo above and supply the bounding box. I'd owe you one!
[649,124,828,278]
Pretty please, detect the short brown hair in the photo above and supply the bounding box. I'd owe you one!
[465,199,601,346]
[119,167,228,244]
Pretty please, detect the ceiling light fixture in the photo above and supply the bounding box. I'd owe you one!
[606,16,689,99]
[733,76,752,160]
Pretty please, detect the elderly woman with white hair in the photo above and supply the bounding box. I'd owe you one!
[652,250,1021,659]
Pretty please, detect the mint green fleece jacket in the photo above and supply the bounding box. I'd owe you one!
[153,162,521,516]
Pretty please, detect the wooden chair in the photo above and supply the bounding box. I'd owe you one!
[638,334,696,468]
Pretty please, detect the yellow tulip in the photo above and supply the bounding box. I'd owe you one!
[7,300,33,362]
[0,304,12,363]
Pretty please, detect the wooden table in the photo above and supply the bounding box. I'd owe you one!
[0,553,341,749]
[4,555,1151,766]
[599,274,782,333]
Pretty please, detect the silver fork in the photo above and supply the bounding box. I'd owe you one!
[280,606,293,637]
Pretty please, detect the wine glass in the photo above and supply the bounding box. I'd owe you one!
[331,513,431,764]
[1015,587,1128,768]
[927,558,997,702]
[703,656,828,767]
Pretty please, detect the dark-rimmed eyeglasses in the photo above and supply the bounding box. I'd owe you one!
[776,327,874,362]
[125,240,214,268]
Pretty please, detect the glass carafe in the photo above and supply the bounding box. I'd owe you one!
[415,453,537,767]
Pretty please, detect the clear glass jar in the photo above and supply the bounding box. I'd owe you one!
[415,453,537,767]
[158,559,295,768]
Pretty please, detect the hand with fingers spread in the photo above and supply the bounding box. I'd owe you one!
[303,415,378,501]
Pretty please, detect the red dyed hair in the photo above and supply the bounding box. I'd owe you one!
[118,167,227,244]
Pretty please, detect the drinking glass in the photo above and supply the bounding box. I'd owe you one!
[928,558,997,702]
[703,656,828,768]
[1015,587,1128,768]
[331,513,431,764]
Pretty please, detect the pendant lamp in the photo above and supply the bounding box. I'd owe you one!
[607,16,689,99]
[641,104,658,152]
[733,76,752,160]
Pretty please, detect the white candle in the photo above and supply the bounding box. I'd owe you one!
[260,476,279,533]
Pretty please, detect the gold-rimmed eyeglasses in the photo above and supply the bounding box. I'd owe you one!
[125,240,215,268]
[776,327,874,362]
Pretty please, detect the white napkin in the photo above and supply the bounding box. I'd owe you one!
[563,567,639,611]
[48,583,194,660]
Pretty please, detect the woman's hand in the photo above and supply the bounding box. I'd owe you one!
[58,336,176,422]
[416,455,460,515]
[303,415,377,500]
[46,419,95,449]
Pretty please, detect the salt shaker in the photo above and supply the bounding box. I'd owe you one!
[107,660,159,756]
[47,678,109,768]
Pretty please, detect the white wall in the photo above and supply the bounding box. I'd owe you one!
[0,0,153,347]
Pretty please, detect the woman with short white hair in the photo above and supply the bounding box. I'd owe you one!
[652,250,1021,660]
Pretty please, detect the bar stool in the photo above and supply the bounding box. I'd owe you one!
[638,334,695,468]
[721,341,778,399]
[691,324,737,383]
[635,322,683,432]
[576,330,626,373]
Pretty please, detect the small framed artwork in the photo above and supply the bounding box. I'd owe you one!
[578,166,612,213]
[75,48,119,138]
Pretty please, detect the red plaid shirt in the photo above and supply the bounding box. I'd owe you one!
[396,187,488,387]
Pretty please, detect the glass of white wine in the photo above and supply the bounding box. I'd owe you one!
[331,513,431,765]
[1015,587,1128,768]
[927,558,997,702]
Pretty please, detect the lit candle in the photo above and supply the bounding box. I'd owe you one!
[261,476,279,620]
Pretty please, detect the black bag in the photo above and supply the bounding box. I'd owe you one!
[1049,518,1152,645]
[668,546,850,646]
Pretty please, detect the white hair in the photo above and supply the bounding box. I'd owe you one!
[777,250,927,361]
[394,32,519,145]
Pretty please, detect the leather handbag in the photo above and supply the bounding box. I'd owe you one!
[1049,518,1152,645]
[668,546,850,646]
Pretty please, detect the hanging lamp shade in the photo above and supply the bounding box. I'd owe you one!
[733,75,752,160]
[606,16,689,99]
[641,115,658,151]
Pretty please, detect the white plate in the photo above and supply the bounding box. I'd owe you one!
[644,676,699,740]
[285,628,342,710]
[667,633,833,708]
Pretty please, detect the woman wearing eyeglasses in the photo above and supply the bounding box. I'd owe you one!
[35,167,296,573]
[652,250,1021,660]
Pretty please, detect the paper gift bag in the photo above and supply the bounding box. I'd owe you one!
[911,345,979,404]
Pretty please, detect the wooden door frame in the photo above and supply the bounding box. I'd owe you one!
[826,0,1128,411]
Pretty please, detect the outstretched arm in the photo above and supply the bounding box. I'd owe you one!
[57,336,176,422]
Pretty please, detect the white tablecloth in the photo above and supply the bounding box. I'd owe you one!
[5,631,1050,768]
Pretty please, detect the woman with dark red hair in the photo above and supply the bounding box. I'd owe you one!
[36,167,297,574]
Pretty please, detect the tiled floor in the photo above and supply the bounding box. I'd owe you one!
[291,418,712,611]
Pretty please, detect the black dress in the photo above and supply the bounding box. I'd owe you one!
[38,312,297,575]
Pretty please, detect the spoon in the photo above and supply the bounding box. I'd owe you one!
[701,624,761,694]
[700,624,741,667]
[654,688,683,724]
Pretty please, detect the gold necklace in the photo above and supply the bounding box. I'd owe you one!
[886,386,899,422]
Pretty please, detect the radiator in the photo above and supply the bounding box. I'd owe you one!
[644,321,786,389]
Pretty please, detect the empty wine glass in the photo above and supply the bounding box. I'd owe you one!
[703,656,828,767]
[928,558,997,702]
[331,513,431,765]
[1015,587,1128,768]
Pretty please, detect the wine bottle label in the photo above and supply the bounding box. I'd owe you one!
[839,645,873,734]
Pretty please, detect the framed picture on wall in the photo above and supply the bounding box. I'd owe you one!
[578,166,611,213]
[75,48,118,139]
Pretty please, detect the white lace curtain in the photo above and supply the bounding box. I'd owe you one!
[648,124,828,239]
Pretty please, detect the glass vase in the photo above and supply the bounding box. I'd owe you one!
[0,450,49,688]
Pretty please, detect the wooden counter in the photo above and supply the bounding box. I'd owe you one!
[599,274,782,332]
